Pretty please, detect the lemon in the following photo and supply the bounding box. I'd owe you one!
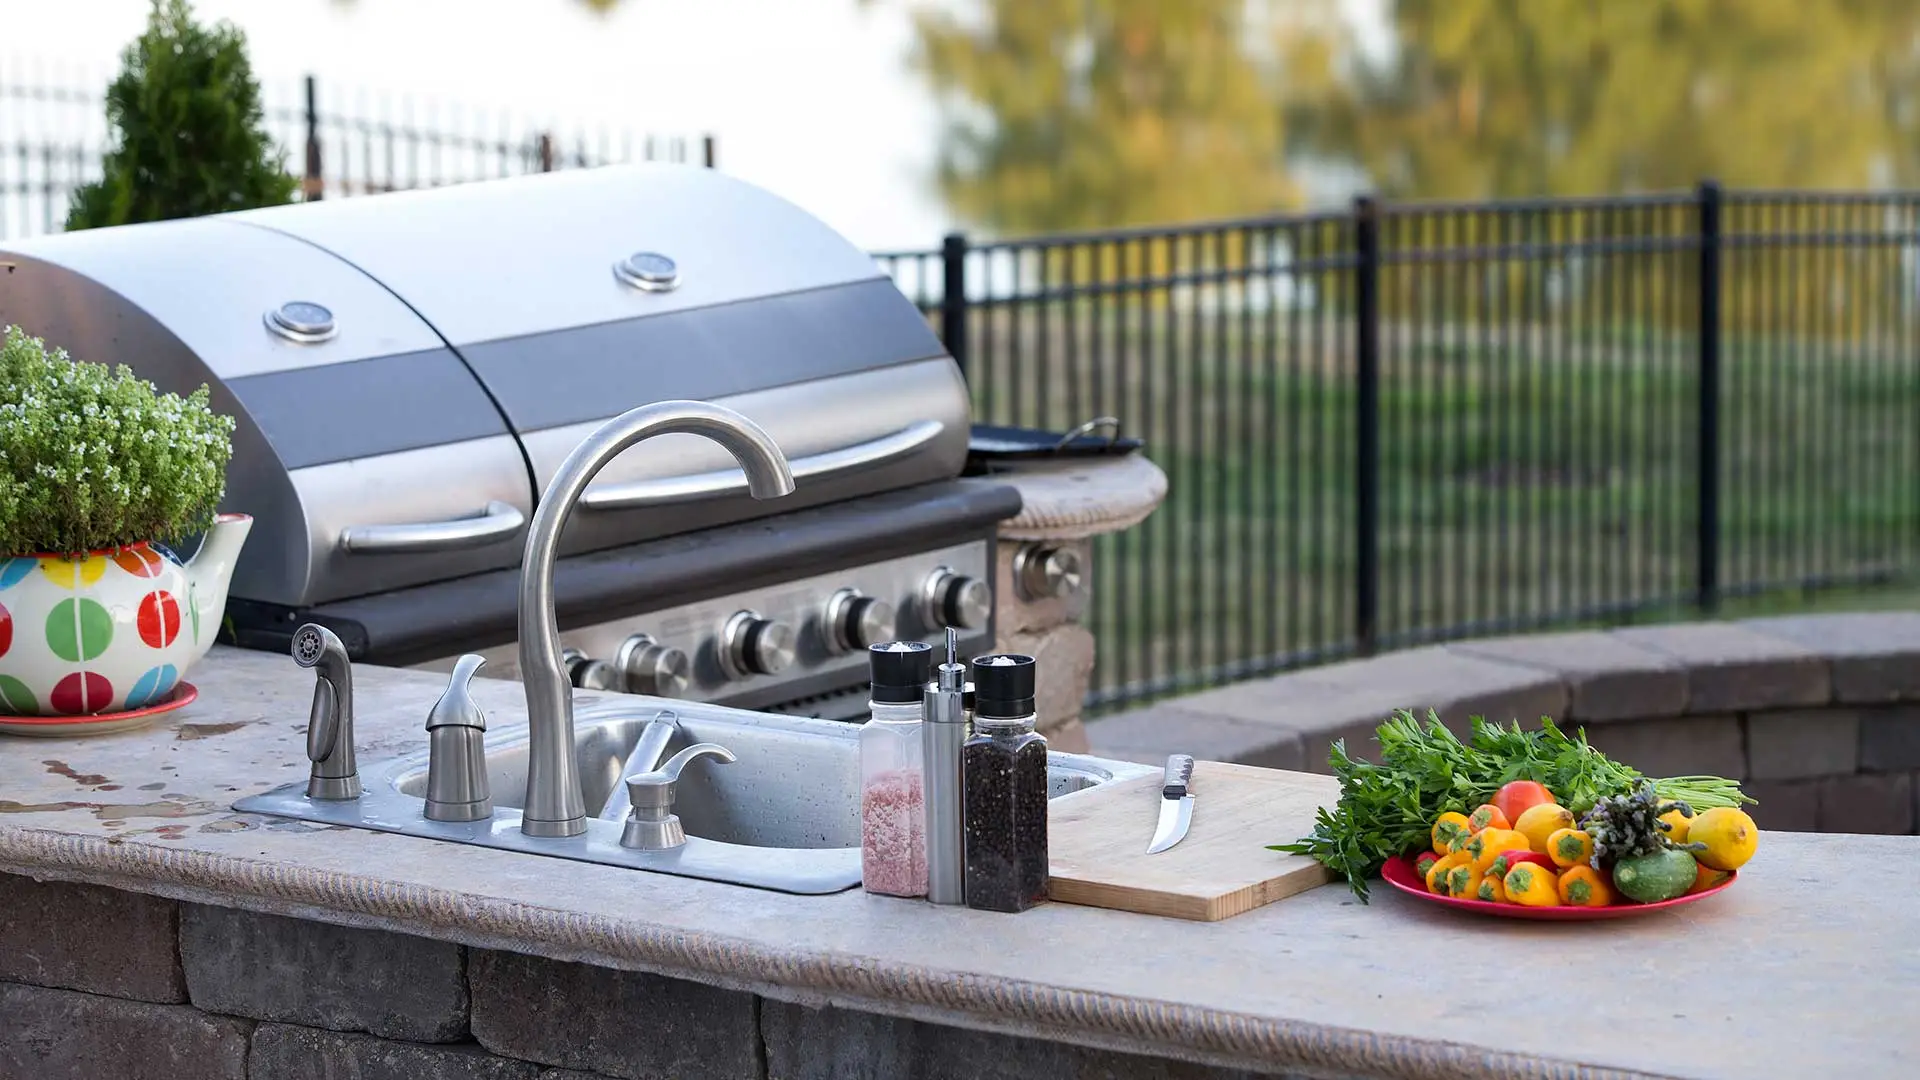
[1659,808,1692,843]
[1514,802,1576,854]
[1689,807,1758,871]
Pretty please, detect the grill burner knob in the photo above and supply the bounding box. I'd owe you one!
[921,568,991,631]
[1013,543,1084,601]
[616,633,691,697]
[721,610,797,679]
[823,588,895,653]
[561,648,620,692]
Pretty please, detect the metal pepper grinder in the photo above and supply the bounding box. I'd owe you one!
[423,654,493,822]
[922,628,970,905]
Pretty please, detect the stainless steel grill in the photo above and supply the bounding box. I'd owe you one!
[0,164,1018,719]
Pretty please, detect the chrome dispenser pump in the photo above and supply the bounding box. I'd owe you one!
[922,627,970,905]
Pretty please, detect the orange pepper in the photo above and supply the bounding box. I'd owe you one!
[1687,861,1733,895]
[1557,864,1617,907]
[1467,803,1510,833]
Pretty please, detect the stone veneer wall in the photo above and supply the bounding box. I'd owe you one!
[0,874,1299,1080]
[1092,612,1920,835]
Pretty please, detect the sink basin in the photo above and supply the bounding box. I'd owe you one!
[234,695,1155,894]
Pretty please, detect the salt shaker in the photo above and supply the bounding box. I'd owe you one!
[859,641,933,897]
[962,653,1048,913]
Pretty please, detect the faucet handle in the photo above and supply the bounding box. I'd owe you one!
[623,743,735,811]
[427,655,489,731]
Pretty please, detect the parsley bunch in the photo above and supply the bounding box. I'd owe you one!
[1270,708,1751,901]
[0,325,234,556]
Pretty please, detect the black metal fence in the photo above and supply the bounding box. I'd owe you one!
[878,183,1920,714]
[0,70,714,238]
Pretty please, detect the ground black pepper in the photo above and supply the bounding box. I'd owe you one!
[962,654,1047,913]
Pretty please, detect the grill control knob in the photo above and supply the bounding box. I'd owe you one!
[561,648,620,692]
[615,633,691,697]
[1013,543,1084,601]
[921,568,991,631]
[720,610,797,679]
[823,589,895,653]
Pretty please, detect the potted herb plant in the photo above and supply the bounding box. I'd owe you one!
[0,326,250,717]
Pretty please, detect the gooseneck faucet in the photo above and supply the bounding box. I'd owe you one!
[293,623,362,800]
[516,400,796,838]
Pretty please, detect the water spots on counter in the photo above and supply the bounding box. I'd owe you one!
[175,721,249,741]
[0,794,220,820]
[42,759,110,787]
[260,818,335,834]
[197,817,255,834]
[0,800,90,814]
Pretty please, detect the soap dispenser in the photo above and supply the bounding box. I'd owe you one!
[423,654,493,822]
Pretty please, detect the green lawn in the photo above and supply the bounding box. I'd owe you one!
[962,312,1920,713]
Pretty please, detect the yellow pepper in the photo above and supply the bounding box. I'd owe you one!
[1432,812,1472,856]
[1502,862,1560,906]
[1547,827,1594,869]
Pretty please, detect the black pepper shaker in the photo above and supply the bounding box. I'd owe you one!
[961,653,1047,913]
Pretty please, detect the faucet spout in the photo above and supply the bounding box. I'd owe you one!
[293,623,361,801]
[516,400,795,838]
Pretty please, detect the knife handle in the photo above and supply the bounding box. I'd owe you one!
[1161,754,1195,798]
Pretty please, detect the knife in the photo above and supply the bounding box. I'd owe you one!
[1145,754,1196,854]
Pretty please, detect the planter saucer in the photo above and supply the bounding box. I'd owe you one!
[0,681,199,737]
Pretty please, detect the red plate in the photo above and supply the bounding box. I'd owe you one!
[0,682,199,737]
[1379,854,1736,920]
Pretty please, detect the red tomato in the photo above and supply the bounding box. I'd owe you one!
[1491,780,1555,827]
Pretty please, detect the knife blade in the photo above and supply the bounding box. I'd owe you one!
[1145,754,1196,854]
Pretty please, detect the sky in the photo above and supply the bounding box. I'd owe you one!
[0,0,1386,251]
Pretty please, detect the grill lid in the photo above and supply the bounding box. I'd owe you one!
[0,164,971,607]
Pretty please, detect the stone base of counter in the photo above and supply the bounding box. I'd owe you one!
[1091,613,1920,836]
[0,873,1306,1080]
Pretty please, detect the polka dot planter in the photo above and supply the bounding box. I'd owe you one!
[0,514,251,716]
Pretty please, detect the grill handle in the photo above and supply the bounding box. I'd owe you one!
[339,500,528,553]
[578,419,944,512]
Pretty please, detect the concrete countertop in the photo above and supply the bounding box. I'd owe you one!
[1,647,1913,1080]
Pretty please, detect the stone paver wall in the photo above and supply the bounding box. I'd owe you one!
[1091,612,1920,835]
[0,874,1299,1080]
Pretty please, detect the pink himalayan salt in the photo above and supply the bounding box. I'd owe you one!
[861,767,928,897]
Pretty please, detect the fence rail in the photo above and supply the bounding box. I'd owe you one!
[879,182,1920,714]
[0,70,714,238]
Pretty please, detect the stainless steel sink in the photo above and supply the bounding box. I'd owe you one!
[234,695,1153,895]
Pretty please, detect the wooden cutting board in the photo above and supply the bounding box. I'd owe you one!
[1046,760,1340,921]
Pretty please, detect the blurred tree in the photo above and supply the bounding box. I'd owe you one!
[331,0,622,15]
[1294,0,1920,200]
[893,0,1323,235]
[66,0,296,230]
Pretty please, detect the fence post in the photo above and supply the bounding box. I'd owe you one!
[702,135,717,169]
[1695,179,1723,614]
[303,75,323,201]
[537,133,555,172]
[1354,195,1382,656]
[940,232,969,378]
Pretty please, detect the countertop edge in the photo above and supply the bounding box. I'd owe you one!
[0,824,1674,1080]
